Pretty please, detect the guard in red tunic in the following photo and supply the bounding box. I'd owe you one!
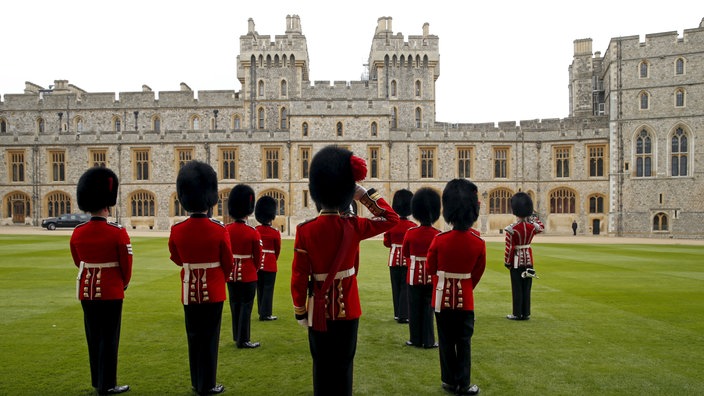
[427,179,485,396]
[291,145,399,396]
[225,184,263,349]
[383,189,415,323]
[504,192,544,321]
[168,161,233,395]
[402,187,441,348]
[70,167,132,395]
[254,195,281,321]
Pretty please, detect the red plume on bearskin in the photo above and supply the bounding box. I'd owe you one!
[350,155,367,182]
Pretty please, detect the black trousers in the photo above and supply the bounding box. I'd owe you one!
[308,319,359,396]
[184,302,223,394]
[408,284,435,347]
[227,281,256,345]
[81,299,123,392]
[510,268,532,318]
[256,271,277,319]
[435,310,475,389]
[389,266,408,320]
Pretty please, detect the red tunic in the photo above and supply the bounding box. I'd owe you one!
[427,230,486,312]
[503,217,544,268]
[70,217,133,301]
[291,193,399,323]
[402,225,441,285]
[255,224,281,272]
[383,219,417,267]
[225,221,262,283]
[168,215,233,305]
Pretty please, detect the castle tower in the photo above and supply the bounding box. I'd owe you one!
[568,38,604,118]
[367,17,439,129]
[237,15,310,130]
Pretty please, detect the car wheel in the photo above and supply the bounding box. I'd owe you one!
[47,223,56,231]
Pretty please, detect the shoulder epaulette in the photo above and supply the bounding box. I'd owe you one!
[172,218,188,228]
[107,221,123,229]
[297,217,317,228]
[209,218,225,227]
[74,221,88,229]
[436,230,452,237]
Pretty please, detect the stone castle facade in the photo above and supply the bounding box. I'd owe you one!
[1,15,703,238]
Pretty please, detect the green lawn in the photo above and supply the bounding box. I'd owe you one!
[1,234,703,395]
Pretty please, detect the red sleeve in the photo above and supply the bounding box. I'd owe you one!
[383,231,392,247]
[472,242,486,287]
[168,233,183,266]
[273,231,281,259]
[118,228,133,286]
[290,230,310,317]
[356,196,399,240]
[252,228,263,270]
[220,228,234,276]
[70,237,80,267]
[426,236,439,276]
[503,228,514,267]
[401,232,411,260]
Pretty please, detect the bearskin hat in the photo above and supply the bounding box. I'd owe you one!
[442,179,480,230]
[176,160,218,213]
[255,195,277,225]
[309,146,357,211]
[77,167,119,213]
[511,192,534,218]
[228,184,256,219]
[392,189,413,218]
[411,187,441,225]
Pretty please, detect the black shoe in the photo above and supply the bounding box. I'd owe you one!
[405,340,420,347]
[397,318,409,324]
[237,341,260,349]
[99,385,130,395]
[259,315,278,321]
[424,342,439,349]
[441,382,456,394]
[198,384,225,395]
[506,314,521,320]
[457,384,480,395]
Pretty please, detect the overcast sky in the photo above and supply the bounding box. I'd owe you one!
[1,1,701,123]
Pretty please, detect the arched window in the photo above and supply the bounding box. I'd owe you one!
[588,195,605,213]
[0,118,7,133]
[671,127,688,177]
[280,107,288,129]
[675,58,685,75]
[640,92,649,110]
[489,188,513,214]
[675,88,685,107]
[636,129,653,177]
[549,188,576,214]
[390,80,397,97]
[280,80,287,97]
[653,212,668,231]
[191,116,200,130]
[153,116,161,132]
[46,191,71,217]
[232,115,241,130]
[639,61,649,78]
[113,117,121,132]
[415,107,422,128]
[172,193,188,217]
[5,191,31,222]
[74,117,84,133]
[336,122,343,137]
[370,122,378,137]
[391,107,398,129]
[302,122,309,137]
[37,118,45,133]
[415,80,422,97]
[217,190,231,224]
[130,191,156,217]
[258,107,265,129]
[258,80,265,97]
[262,190,286,216]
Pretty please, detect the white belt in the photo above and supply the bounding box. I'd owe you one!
[515,244,531,249]
[388,244,403,266]
[76,261,118,299]
[262,249,276,254]
[409,256,426,286]
[233,254,252,259]
[313,267,356,282]
[434,270,471,312]
[183,262,220,305]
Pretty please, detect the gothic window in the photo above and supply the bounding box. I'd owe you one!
[391,107,398,129]
[391,80,397,97]
[675,88,685,107]
[415,107,422,128]
[258,107,265,129]
[280,107,288,129]
[258,80,265,97]
[549,188,576,214]
[588,145,606,177]
[671,127,688,177]
[262,190,286,216]
[640,92,649,110]
[489,188,513,214]
[130,190,156,217]
[132,149,150,180]
[46,191,71,217]
[6,192,31,220]
[300,147,310,179]
[191,115,200,130]
[9,151,25,182]
[675,58,685,75]
[175,148,194,171]
[90,149,107,168]
[457,147,473,179]
[172,193,188,217]
[217,190,231,224]
[281,80,287,97]
[302,122,309,137]
[37,118,45,133]
[0,118,7,133]
[493,147,509,178]
[415,80,422,97]
[74,117,84,133]
[49,150,66,182]
[639,61,649,78]
[635,129,653,177]
[153,116,161,132]
[554,146,571,178]
[113,117,121,132]
[233,115,241,130]
[336,122,343,137]
[220,147,238,179]
[653,212,668,231]
[264,147,281,179]
[420,147,436,179]
[370,122,378,137]
[369,146,380,179]
[588,195,605,213]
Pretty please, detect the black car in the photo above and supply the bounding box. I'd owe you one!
[41,213,91,230]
